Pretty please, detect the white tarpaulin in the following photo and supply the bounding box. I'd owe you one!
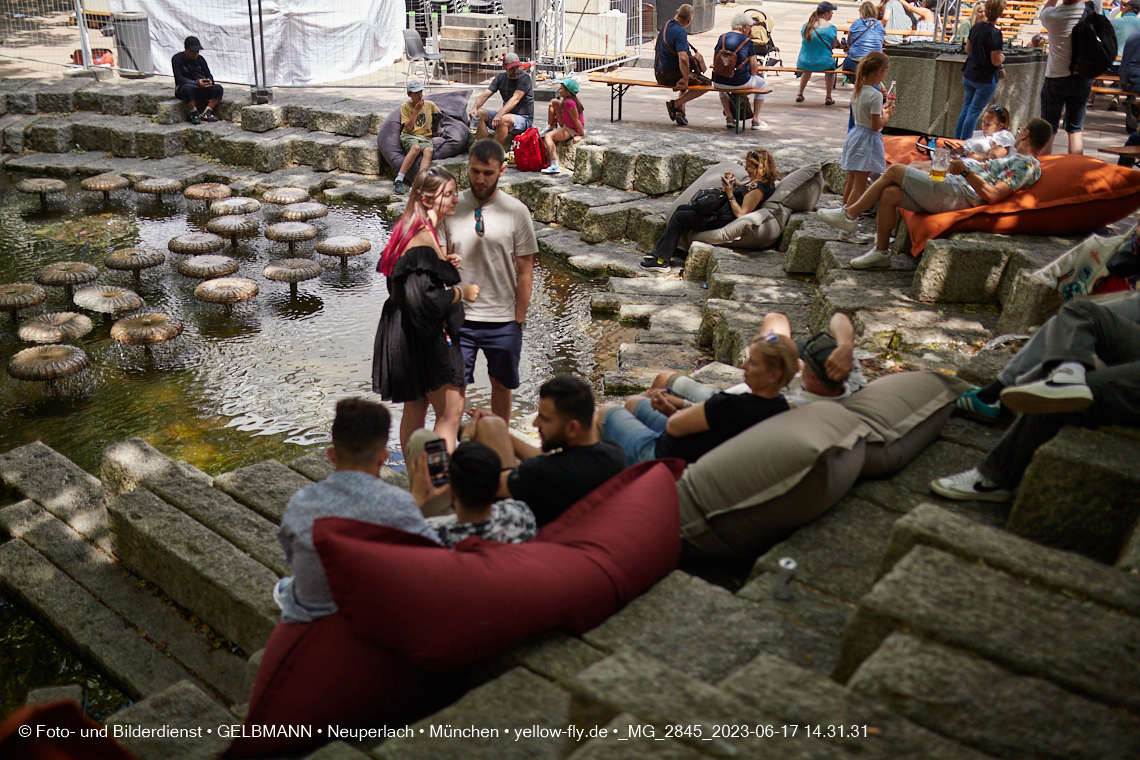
[111,0,402,86]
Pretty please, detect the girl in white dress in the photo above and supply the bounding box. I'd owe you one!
[840,52,894,208]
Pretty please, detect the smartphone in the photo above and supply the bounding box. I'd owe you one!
[424,438,449,487]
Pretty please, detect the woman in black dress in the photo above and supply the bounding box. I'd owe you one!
[373,167,480,453]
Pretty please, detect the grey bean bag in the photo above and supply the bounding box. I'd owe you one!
[377,89,472,176]
[667,162,829,250]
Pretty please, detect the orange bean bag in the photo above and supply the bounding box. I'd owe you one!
[882,136,1140,255]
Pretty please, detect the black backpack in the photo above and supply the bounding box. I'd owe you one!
[1070,0,1116,79]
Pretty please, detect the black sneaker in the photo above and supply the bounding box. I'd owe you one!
[202,108,219,123]
[640,257,670,270]
[393,179,406,195]
[189,109,201,125]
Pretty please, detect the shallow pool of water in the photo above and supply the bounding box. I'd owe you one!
[0,174,618,476]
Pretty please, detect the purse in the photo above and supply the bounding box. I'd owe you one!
[662,21,712,85]
[690,187,730,216]
[841,21,871,72]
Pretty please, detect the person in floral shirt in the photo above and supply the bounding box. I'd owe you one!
[818,117,1053,268]
[410,439,538,548]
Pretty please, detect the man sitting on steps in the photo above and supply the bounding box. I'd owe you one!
[817,118,1053,269]
[171,36,223,126]
[932,294,1140,502]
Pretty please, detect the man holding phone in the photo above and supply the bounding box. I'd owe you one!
[172,36,223,125]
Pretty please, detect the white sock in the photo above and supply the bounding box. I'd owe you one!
[395,172,405,182]
[1049,361,1087,384]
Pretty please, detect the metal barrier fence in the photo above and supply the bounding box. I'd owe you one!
[0,0,639,87]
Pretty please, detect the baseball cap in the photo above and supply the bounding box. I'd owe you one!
[184,36,203,52]
[406,80,424,93]
[503,52,524,70]
[816,2,839,12]
[796,332,844,390]
[560,78,580,95]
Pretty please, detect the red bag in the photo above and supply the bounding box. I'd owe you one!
[72,48,114,66]
[511,127,548,172]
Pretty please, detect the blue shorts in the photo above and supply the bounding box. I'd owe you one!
[602,398,668,465]
[460,320,523,389]
[486,109,533,135]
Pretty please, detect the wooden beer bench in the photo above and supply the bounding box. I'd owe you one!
[588,71,771,133]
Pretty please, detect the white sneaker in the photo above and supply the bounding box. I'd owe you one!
[840,230,872,245]
[1000,370,1094,415]
[540,164,561,174]
[930,468,1012,503]
[817,206,859,233]
[751,120,768,130]
[850,249,892,269]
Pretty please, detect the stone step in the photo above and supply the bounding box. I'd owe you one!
[608,277,704,298]
[0,500,250,705]
[106,487,279,654]
[231,165,331,197]
[601,368,658,396]
[538,232,648,278]
[700,299,811,365]
[1007,426,1140,565]
[0,440,110,553]
[288,449,336,481]
[213,460,315,524]
[634,330,699,347]
[721,653,992,760]
[104,680,232,760]
[880,503,1140,617]
[303,742,374,759]
[569,649,856,759]
[708,274,814,304]
[617,343,706,374]
[216,127,308,174]
[0,538,190,700]
[688,360,744,387]
[750,495,903,605]
[815,240,918,282]
[554,187,647,234]
[565,713,704,760]
[910,238,1021,305]
[832,544,1140,713]
[645,302,705,334]
[736,573,855,640]
[582,571,839,683]
[635,213,667,255]
[103,438,288,576]
[785,218,849,274]
[293,131,354,172]
[374,667,574,760]
[848,633,1140,760]
[694,244,791,284]
[778,212,814,253]
[590,292,699,317]
[854,307,997,353]
[579,197,675,245]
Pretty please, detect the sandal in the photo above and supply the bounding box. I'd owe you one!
[666,100,679,123]
[825,97,836,106]
[674,108,689,126]
[725,117,736,128]
[795,94,805,103]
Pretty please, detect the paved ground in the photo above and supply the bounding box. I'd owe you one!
[0,0,1128,156]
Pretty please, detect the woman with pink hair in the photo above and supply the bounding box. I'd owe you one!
[373,166,480,453]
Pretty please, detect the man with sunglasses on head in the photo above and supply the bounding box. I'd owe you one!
[449,139,539,421]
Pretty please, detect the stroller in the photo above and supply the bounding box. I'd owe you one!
[744,9,782,68]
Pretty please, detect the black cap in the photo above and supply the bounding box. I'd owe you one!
[185,36,203,52]
[796,332,844,391]
[817,1,839,12]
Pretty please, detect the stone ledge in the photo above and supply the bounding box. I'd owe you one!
[832,545,1140,713]
[213,460,314,524]
[0,500,250,705]
[1007,426,1140,564]
[879,503,1140,617]
[848,633,1140,760]
[0,538,189,700]
[105,679,232,760]
[106,487,278,654]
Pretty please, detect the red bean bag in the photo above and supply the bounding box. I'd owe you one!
[882,138,1140,255]
[224,613,457,758]
[314,459,684,671]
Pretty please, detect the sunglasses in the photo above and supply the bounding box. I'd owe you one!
[475,206,484,237]
[761,330,780,343]
[990,106,1007,116]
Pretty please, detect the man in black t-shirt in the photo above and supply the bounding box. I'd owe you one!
[171,36,223,125]
[469,52,535,148]
[598,331,800,465]
[463,374,625,526]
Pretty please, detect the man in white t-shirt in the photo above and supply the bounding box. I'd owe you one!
[448,139,539,420]
[1039,0,1093,154]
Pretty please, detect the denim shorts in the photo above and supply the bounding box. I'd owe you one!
[899,165,977,214]
[1040,74,1093,134]
[460,320,523,389]
[602,398,668,464]
[485,109,533,135]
